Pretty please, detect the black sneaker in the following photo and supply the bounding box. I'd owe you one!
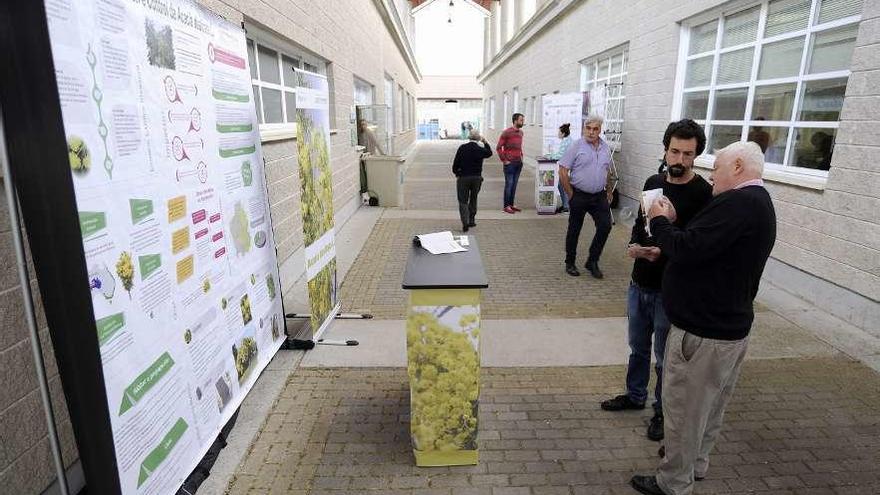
[600,394,645,411]
[647,412,664,441]
[462,224,469,232]
[585,260,604,279]
[468,221,476,227]
[565,264,580,277]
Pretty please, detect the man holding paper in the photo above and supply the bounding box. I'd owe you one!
[559,115,614,278]
[600,120,712,444]
[630,141,776,495]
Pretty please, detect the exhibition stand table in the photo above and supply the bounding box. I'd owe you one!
[402,236,488,466]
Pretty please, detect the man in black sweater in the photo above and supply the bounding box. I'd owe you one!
[630,141,777,495]
[452,130,493,232]
[600,120,712,445]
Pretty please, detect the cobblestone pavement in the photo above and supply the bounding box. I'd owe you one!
[338,218,633,319]
[227,358,880,495]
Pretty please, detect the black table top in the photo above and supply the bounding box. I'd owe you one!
[402,235,489,289]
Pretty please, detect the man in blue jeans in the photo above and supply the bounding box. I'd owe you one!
[600,120,712,441]
[497,113,525,213]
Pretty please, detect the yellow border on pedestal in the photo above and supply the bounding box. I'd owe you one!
[409,288,481,307]
[414,449,479,467]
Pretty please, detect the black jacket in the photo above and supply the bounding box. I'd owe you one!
[453,141,492,177]
[650,185,776,340]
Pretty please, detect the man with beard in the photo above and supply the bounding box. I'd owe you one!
[600,119,712,443]
[497,113,526,213]
[630,140,777,495]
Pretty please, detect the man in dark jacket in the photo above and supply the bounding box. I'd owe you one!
[452,129,493,232]
[600,120,712,444]
[630,141,777,495]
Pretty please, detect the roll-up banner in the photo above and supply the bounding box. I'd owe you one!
[293,68,340,340]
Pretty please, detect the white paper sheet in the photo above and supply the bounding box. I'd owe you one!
[416,231,467,254]
[641,188,664,236]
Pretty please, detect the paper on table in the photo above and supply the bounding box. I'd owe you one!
[641,188,664,236]
[416,231,467,254]
[458,235,470,246]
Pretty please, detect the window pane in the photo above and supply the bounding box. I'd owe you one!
[709,125,743,153]
[752,83,797,121]
[690,21,718,55]
[818,0,862,24]
[748,125,788,163]
[717,47,754,84]
[759,36,805,80]
[809,25,858,74]
[284,91,296,123]
[722,6,760,48]
[685,56,713,87]
[304,62,318,73]
[257,45,280,84]
[598,58,609,80]
[611,54,623,76]
[262,87,282,123]
[253,85,262,124]
[282,55,300,87]
[798,77,848,121]
[682,91,709,120]
[247,40,257,79]
[790,127,836,170]
[582,63,595,83]
[765,0,811,37]
[713,88,748,120]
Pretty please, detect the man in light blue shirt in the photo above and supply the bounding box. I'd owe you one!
[559,115,614,278]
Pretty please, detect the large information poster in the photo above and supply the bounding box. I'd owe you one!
[541,92,587,157]
[293,69,340,339]
[43,0,285,492]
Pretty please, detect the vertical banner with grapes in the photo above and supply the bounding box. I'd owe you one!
[407,289,481,466]
[293,69,340,339]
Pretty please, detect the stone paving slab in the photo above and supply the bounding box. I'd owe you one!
[226,357,880,494]
[338,218,633,320]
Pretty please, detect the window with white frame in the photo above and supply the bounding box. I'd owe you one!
[522,97,529,122]
[397,84,404,132]
[538,93,545,125]
[677,0,861,173]
[502,91,509,127]
[489,97,496,129]
[513,87,520,113]
[246,35,327,128]
[580,44,628,149]
[529,96,536,125]
[384,75,395,135]
[354,76,374,105]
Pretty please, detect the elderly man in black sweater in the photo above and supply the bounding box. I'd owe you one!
[452,130,493,232]
[630,141,777,495]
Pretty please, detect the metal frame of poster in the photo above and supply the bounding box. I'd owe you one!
[293,68,340,340]
[0,1,286,493]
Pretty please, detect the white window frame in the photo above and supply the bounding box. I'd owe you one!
[580,44,629,150]
[513,87,520,113]
[672,0,861,189]
[489,97,496,129]
[353,76,375,106]
[529,96,536,125]
[502,91,509,127]
[247,26,327,142]
[384,75,395,135]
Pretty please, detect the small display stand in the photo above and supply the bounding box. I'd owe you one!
[402,236,489,466]
[535,157,559,214]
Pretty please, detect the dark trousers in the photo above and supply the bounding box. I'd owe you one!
[456,175,483,226]
[503,160,523,207]
[565,189,611,265]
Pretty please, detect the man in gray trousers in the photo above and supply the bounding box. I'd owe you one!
[630,141,777,495]
[452,129,492,232]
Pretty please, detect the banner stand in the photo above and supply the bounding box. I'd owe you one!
[283,305,368,347]
[0,111,71,495]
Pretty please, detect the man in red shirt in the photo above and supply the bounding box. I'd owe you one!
[497,113,525,213]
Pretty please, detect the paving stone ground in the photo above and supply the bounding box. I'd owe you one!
[227,358,880,495]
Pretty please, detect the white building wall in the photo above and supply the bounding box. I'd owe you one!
[480,0,879,332]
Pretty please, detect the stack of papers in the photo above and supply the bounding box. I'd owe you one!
[416,231,467,255]
[641,188,664,236]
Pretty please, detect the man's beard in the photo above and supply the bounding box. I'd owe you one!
[668,164,686,177]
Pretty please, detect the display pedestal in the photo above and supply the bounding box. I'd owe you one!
[535,157,559,214]
[402,237,488,466]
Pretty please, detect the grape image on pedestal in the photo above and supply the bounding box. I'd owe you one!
[407,303,480,463]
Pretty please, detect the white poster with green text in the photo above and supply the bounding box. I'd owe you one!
[44,0,285,492]
[293,69,340,339]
